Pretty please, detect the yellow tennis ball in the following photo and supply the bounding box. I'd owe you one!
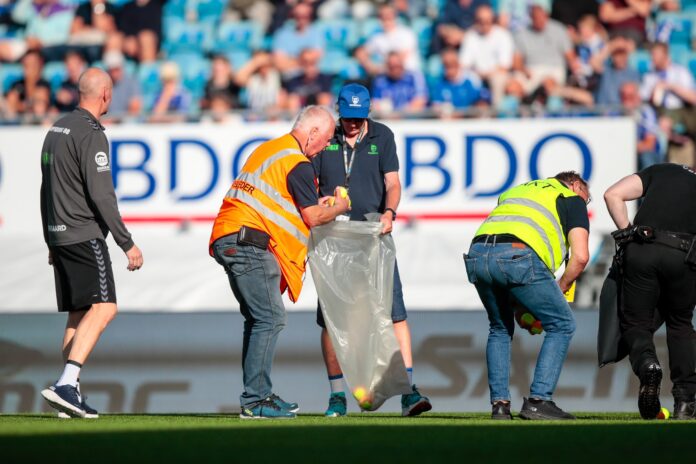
[353,386,366,402]
[657,407,670,420]
[338,187,348,198]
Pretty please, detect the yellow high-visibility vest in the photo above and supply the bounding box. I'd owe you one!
[474,178,578,273]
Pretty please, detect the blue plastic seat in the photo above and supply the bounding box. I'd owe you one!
[42,62,67,91]
[197,0,226,23]
[215,21,263,53]
[319,49,351,74]
[629,49,652,75]
[316,19,358,52]
[164,21,214,55]
[412,17,433,59]
[225,50,252,70]
[0,63,23,93]
[656,12,692,46]
[137,62,163,109]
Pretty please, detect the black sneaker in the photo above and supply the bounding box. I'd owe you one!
[673,400,696,420]
[41,385,86,418]
[491,401,512,420]
[638,362,662,420]
[519,397,576,420]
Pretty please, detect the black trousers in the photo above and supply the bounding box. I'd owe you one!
[621,242,696,401]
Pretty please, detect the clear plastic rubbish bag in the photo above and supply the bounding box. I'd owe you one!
[309,220,412,411]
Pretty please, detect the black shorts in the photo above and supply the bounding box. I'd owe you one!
[51,239,117,312]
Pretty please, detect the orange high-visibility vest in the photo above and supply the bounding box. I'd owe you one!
[209,134,313,302]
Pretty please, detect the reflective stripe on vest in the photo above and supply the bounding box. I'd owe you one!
[498,197,567,262]
[224,148,308,245]
[482,214,559,271]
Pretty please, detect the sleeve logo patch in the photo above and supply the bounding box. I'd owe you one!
[95,152,110,172]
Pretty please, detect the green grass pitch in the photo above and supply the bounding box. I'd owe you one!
[2,413,695,463]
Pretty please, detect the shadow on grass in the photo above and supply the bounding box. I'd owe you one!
[1,420,695,463]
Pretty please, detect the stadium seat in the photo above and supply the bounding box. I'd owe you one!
[225,50,252,70]
[163,0,187,19]
[163,20,214,55]
[656,12,693,46]
[359,18,383,43]
[629,49,652,75]
[215,21,264,54]
[412,17,433,59]
[175,55,210,100]
[0,63,23,93]
[670,43,690,66]
[337,57,367,82]
[137,62,163,110]
[319,49,351,75]
[197,0,226,23]
[426,54,443,80]
[42,62,67,91]
[316,19,358,52]
[688,52,696,77]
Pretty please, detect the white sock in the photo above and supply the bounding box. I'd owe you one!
[329,374,344,394]
[406,367,413,386]
[55,361,81,388]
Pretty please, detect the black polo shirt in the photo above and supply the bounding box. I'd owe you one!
[312,119,399,221]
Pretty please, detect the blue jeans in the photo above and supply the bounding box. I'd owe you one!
[464,241,576,402]
[212,233,287,407]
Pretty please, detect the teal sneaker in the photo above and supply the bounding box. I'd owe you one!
[270,393,299,413]
[325,392,347,417]
[401,385,432,417]
[240,397,296,420]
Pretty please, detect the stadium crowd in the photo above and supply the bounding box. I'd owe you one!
[2,0,696,165]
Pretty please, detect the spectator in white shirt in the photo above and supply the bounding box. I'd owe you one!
[357,4,421,75]
[510,3,576,97]
[459,4,514,104]
[640,42,696,110]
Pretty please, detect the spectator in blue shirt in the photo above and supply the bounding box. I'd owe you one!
[595,38,640,106]
[272,2,324,74]
[431,48,487,115]
[372,52,428,113]
[150,61,192,122]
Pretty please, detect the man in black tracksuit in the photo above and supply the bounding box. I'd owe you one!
[605,163,696,420]
[39,68,143,419]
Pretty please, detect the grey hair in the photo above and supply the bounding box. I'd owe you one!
[291,105,335,132]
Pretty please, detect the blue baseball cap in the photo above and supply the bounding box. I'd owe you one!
[337,83,370,119]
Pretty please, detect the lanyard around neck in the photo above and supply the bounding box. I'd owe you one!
[342,122,366,187]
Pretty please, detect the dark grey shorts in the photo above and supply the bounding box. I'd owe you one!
[51,239,116,312]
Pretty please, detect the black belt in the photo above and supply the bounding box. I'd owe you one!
[652,230,694,253]
[472,234,526,245]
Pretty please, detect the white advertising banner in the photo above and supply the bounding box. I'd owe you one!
[0,118,635,312]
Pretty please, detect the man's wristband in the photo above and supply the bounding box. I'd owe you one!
[385,208,397,220]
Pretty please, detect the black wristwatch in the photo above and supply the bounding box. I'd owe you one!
[385,208,397,220]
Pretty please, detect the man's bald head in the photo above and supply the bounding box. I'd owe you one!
[78,68,113,117]
[291,106,336,158]
[79,68,112,99]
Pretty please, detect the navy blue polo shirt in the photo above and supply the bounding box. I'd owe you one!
[312,119,399,221]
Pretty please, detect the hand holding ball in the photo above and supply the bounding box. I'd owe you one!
[328,187,351,209]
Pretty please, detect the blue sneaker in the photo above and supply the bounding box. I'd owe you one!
[270,393,299,413]
[41,385,86,418]
[401,385,432,417]
[240,397,296,420]
[58,398,99,419]
[325,392,347,417]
